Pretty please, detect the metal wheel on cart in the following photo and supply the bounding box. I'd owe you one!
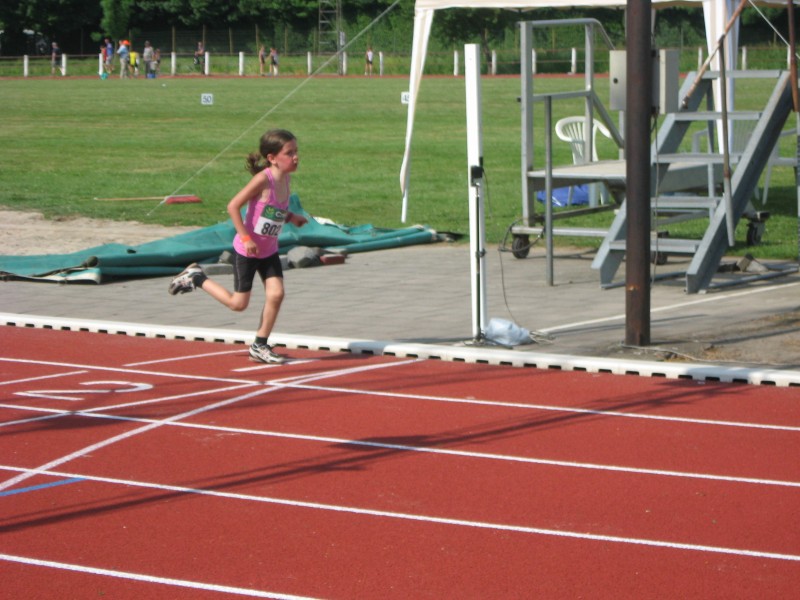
[746,220,765,246]
[511,235,530,259]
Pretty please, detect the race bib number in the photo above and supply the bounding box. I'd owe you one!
[255,205,287,237]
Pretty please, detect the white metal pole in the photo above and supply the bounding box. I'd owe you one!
[570,47,577,74]
[98,52,104,76]
[239,51,244,76]
[544,97,554,285]
[24,55,29,77]
[532,49,537,75]
[204,51,210,75]
[379,51,384,76]
[307,52,312,75]
[491,50,497,75]
[61,54,67,76]
[343,52,347,75]
[454,50,459,76]
[171,52,176,75]
[465,44,487,342]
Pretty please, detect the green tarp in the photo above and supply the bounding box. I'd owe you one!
[0,195,440,283]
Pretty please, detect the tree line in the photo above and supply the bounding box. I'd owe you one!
[0,0,791,57]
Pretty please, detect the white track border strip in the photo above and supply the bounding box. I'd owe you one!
[2,313,799,387]
[0,553,317,599]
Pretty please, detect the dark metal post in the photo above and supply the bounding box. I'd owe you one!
[625,1,652,346]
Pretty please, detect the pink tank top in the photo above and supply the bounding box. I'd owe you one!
[232,169,290,259]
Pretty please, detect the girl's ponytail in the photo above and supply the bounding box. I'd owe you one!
[246,152,266,175]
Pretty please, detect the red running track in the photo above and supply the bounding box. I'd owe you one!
[1,326,798,598]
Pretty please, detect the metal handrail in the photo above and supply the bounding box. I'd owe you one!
[524,18,616,51]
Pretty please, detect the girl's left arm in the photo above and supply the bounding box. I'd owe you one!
[287,211,308,227]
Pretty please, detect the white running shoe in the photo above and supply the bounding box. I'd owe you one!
[249,343,285,364]
[168,263,203,295]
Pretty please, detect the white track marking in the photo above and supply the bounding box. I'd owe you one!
[234,359,319,372]
[0,357,257,386]
[0,412,71,428]
[2,465,798,563]
[0,384,257,427]
[4,404,797,488]
[0,370,88,387]
[273,381,800,433]
[0,361,408,492]
[0,385,277,492]
[15,381,153,402]
[234,363,290,372]
[47,413,800,490]
[2,362,796,433]
[0,553,317,599]
[543,281,800,333]
[78,383,257,414]
[269,358,423,386]
[125,349,245,367]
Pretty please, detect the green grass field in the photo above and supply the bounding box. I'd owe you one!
[1,73,797,258]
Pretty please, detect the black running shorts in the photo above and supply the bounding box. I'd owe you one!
[232,252,283,293]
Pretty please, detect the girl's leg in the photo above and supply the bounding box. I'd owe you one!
[199,277,251,312]
[256,276,285,338]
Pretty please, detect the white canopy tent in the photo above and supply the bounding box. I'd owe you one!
[399,0,794,220]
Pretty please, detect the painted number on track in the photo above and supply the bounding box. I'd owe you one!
[15,380,153,402]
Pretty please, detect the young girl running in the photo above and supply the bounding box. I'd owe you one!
[168,129,307,364]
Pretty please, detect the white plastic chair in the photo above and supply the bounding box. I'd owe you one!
[555,116,612,205]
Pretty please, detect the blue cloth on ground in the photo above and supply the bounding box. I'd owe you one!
[536,185,589,207]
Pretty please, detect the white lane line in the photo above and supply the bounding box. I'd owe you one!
[0,357,257,386]
[543,281,800,333]
[269,358,423,386]
[273,381,800,433]
[78,383,258,414]
[3,368,797,435]
[234,359,319,372]
[0,412,71,429]
[125,349,245,367]
[43,413,800,490]
[0,553,317,599]
[0,370,88,387]
[2,465,798,563]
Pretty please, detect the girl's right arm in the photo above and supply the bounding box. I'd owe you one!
[227,171,267,256]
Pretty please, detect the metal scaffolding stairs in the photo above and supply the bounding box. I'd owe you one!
[318,0,340,54]
[592,69,796,293]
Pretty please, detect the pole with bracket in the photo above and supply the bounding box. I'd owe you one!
[465,43,487,343]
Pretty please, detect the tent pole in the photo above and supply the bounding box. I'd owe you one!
[681,0,748,109]
[465,43,487,343]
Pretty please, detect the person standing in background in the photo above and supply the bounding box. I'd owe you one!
[258,45,267,76]
[117,40,130,79]
[269,47,279,77]
[104,37,114,74]
[142,41,154,77]
[50,42,63,76]
[365,46,374,77]
[194,41,205,69]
